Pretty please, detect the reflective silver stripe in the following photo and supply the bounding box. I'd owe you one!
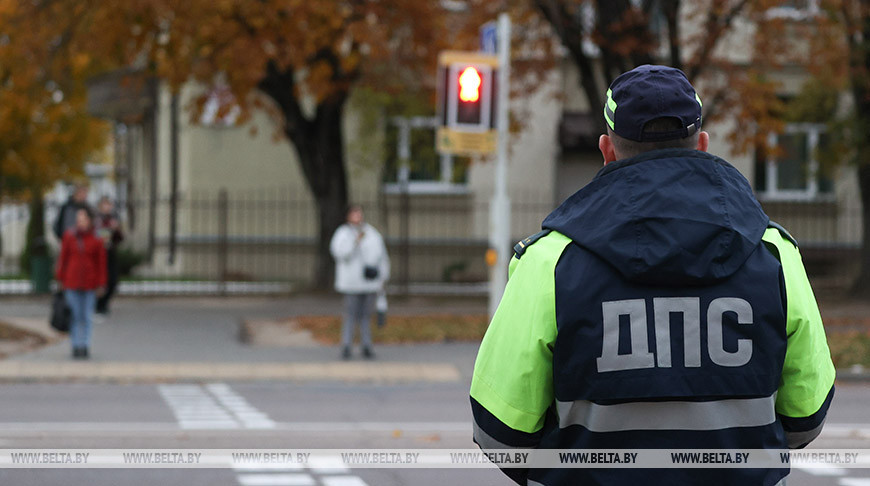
[785,417,827,449]
[557,395,777,432]
[472,416,520,450]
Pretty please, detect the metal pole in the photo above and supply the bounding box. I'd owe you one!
[488,13,511,319]
[217,188,228,296]
[397,118,411,296]
[168,93,179,265]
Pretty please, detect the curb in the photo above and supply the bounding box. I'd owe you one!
[0,361,461,384]
[835,366,870,382]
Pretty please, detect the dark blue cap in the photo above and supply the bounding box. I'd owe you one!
[604,65,702,142]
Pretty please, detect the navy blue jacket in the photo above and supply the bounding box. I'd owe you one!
[470,149,835,486]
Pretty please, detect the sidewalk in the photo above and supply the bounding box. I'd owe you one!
[0,294,486,383]
[2,293,868,383]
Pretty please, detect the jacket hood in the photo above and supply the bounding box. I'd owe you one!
[542,149,769,285]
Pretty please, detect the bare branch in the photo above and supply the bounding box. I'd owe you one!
[534,0,605,121]
[685,0,750,82]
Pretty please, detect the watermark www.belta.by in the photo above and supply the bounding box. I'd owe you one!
[0,449,868,469]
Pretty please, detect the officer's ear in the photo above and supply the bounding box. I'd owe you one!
[696,131,709,153]
[599,134,618,165]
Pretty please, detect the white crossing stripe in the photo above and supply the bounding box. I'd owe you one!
[158,384,239,430]
[308,456,350,474]
[795,465,848,476]
[158,383,276,430]
[320,476,368,486]
[321,477,369,486]
[206,383,276,429]
[840,480,870,486]
[236,474,315,486]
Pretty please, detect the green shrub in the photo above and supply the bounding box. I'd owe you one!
[116,247,147,276]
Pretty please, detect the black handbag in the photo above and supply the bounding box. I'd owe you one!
[363,265,379,280]
[50,291,71,333]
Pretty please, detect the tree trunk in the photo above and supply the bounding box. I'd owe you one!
[20,185,47,274]
[305,96,349,290]
[284,97,349,290]
[847,2,870,298]
[851,162,870,297]
[259,62,351,290]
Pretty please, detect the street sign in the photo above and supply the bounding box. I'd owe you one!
[480,21,497,54]
[436,127,497,155]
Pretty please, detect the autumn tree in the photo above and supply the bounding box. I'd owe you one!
[524,0,870,295]
[0,1,107,269]
[49,0,444,288]
[820,0,870,296]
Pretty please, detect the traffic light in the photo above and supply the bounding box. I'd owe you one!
[459,67,481,102]
[436,51,499,155]
[457,67,483,125]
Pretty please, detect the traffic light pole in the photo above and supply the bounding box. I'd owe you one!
[488,13,511,319]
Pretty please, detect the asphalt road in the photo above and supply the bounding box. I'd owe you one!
[0,381,868,486]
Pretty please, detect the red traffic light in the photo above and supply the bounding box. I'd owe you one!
[459,67,481,102]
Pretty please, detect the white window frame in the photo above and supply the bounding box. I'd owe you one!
[383,116,470,195]
[765,0,820,20]
[199,85,241,128]
[758,123,832,202]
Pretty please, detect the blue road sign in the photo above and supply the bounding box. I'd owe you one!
[480,21,497,54]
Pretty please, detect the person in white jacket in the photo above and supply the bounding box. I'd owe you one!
[329,205,390,359]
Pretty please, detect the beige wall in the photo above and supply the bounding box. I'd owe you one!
[468,70,562,240]
[135,82,389,278]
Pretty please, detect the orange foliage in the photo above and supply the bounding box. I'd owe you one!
[0,0,107,196]
[61,0,446,128]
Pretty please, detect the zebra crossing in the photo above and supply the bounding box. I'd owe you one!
[159,383,370,486]
[158,383,275,429]
[795,465,870,485]
[205,383,276,429]
[231,451,368,486]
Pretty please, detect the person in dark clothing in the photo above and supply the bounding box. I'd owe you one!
[53,183,90,240]
[55,207,106,359]
[471,65,834,486]
[94,196,124,314]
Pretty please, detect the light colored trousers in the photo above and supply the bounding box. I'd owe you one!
[341,293,375,348]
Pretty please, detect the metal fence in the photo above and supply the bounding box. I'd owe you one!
[0,188,556,295]
[0,190,863,295]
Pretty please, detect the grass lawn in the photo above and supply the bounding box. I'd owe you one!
[292,314,489,344]
[822,315,870,369]
[293,314,870,369]
[0,321,44,341]
[826,332,870,369]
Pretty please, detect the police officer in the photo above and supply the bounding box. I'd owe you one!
[470,65,835,485]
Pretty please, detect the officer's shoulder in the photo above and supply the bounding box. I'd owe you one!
[513,229,565,260]
[766,221,798,248]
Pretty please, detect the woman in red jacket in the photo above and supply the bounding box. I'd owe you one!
[55,208,106,359]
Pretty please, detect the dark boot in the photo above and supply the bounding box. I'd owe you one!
[362,347,375,359]
[341,347,351,360]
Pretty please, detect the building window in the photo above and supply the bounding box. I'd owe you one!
[199,85,241,127]
[383,116,470,194]
[754,123,833,200]
[766,0,820,20]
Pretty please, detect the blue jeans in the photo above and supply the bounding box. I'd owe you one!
[65,290,95,349]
